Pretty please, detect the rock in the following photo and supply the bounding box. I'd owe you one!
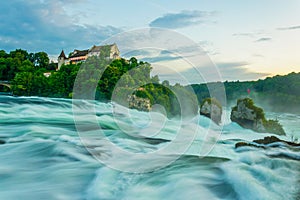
[0,140,5,145]
[200,98,222,124]
[235,141,265,149]
[254,136,300,147]
[253,136,281,144]
[128,95,151,112]
[230,98,285,135]
[235,136,300,149]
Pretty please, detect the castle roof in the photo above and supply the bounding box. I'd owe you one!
[58,50,67,59]
[69,49,89,58]
[89,44,115,52]
[64,44,118,59]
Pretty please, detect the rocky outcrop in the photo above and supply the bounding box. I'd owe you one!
[235,136,300,149]
[128,95,151,112]
[200,98,222,124]
[231,98,285,135]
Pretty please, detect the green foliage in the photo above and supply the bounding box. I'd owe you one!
[263,119,286,136]
[31,52,50,69]
[0,49,54,81]
[191,72,300,114]
[11,63,79,98]
[134,90,153,101]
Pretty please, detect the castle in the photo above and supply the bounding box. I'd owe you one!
[58,43,120,69]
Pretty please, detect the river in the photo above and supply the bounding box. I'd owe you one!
[0,96,299,199]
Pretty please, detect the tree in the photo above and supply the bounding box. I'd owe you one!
[0,50,7,58]
[9,49,29,62]
[31,52,50,69]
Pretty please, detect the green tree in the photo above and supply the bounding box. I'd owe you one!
[33,52,50,69]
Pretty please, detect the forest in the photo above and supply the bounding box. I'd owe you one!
[191,72,300,113]
[0,48,299,115]
[0,48,198,117]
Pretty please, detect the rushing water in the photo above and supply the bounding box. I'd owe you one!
[0,96,299,200]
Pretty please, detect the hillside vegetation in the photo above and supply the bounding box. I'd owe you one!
[191,72,300,114]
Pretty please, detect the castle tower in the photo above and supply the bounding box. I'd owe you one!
[58,50,67,70]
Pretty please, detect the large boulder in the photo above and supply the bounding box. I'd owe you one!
[200,98,222,124]
[231,98,285,135]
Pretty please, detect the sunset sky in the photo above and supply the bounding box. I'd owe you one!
[0,0,299,83]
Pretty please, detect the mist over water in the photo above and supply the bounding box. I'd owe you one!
[0,96,299,199]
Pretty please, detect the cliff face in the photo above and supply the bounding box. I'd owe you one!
[128,95,151,112]
[200,98,222,124]
[230,98,285,135]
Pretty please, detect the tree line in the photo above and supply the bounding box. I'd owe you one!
[1,48,298,115]
[0,48,198,117]
[191,72,300,114]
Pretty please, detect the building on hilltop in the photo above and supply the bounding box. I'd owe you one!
[58,50,67,69]
[57,43,120,70]
[68,49,89,65]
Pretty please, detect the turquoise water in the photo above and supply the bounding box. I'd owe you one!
[0,96,299,199]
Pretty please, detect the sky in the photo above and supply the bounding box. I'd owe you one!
[0,0,299,83]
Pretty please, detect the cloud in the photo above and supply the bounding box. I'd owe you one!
[232,33,256,38]
[123,49,184,63]
[255,37,272,42]
[0,1,122,55]
[149,10,214,29]
[217,62,249,68]
[277,25,300,31]
[122,43,212,64]
[154,61,270,84]
[252,54,264,58]
[232,31,265,38]
[210,61,269,81]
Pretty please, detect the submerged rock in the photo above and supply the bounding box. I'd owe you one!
[200,98,222,124]
[0,140,5,145]
[231,98,285,135]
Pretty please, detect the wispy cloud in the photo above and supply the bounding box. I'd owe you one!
[122,43,214,64]
[232,30,265,38]
[255,37,272,42]
[149,10,215,29]
[216,62,249,68]
[0,1,122,55]
[214,61,269,81]
[232,33,256,38]
[252,54,264,58]
[156,62,269,84]
[151,60,269,84]
[277,25,300,31]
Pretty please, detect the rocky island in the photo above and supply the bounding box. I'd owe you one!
[200,98,222,124]
[231,98,286,135]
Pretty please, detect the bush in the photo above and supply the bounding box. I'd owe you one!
[263,119,285,135]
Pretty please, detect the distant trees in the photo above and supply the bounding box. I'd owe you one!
[0,49,51,81]
[191,72,300,114]
[3,47,299,115]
